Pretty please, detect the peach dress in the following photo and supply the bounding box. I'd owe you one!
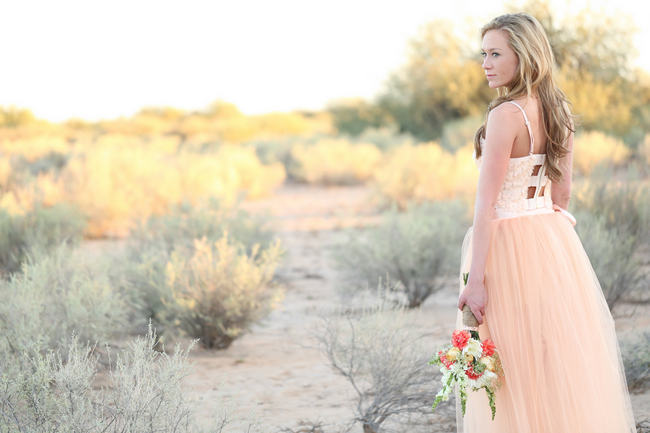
[454,101,637,432]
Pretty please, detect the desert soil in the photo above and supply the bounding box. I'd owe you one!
[82,183,650,432]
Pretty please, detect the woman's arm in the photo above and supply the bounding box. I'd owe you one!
[468,105,519,286]
[551,110,574,210]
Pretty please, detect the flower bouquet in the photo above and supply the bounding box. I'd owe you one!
[428,272,504,420]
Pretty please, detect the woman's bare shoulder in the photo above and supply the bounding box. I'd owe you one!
[486,102,521,129]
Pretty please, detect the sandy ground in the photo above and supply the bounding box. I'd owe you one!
[182,184,460,432]
[82,183,650,432]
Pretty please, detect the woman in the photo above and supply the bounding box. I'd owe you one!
[455,13,637,432]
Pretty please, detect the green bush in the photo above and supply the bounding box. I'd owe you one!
[12,150,71,176]
[0,325,215,433]
[0,242,127,356]
[574,209,645,311]
[620,328,650,393]
[114,199,285,348]
[129,196,275,256]
[440,115,483,152]
[162,233,284,349]
[573,169,649,306]
[0,203,86,277]
[330,200,469,308]
[353,125,417,152]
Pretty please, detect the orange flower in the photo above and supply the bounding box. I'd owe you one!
[452,330,471,349]
[438,350,453,369]
[481,339,496,357]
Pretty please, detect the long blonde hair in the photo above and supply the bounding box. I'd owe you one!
[474,12,575,183]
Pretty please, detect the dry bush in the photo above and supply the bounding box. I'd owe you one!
[639,133,650,166]
[330,200,469,308]
[0,323,249,433]
[353,126,417,152]
[574,208,645,310]
[163,233,284,349]
[56,144,284,238]
[0,242,127,356]
[289,138,383,185]
[1,139,284,238]
[0,203,86,277]
[129,197,276,256]
[572,169,649,306]
[371,142,477,210]
[114,198,279,339]
[619,328,650,393]
[313,299,442,433]
[440,115,483,152]
[0,135,71,161]
[573,131,631,175]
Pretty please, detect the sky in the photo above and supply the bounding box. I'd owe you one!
[1,0,648,122]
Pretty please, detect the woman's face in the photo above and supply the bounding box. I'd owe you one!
[481,29,519,89]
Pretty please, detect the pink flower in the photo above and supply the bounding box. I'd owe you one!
[466,362,483,380]
[481,339,496,357]
[452,330,471,349]
[438,350,453,369]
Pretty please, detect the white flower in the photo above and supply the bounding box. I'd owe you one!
[463,338,483,359]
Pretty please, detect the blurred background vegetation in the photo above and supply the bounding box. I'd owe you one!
[0,0,648,429]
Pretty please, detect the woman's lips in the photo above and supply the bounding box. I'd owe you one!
[486,74,496,78]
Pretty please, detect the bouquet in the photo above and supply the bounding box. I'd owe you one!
[429,272,504,420]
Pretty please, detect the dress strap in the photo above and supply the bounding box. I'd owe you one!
[507,100,534,155]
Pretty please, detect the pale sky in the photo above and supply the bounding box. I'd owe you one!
[1,0,648,122]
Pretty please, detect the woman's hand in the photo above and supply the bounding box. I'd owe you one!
[552,203,577,226]
[458,280,488,325]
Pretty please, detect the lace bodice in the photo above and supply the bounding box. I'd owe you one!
[476,101,554,220]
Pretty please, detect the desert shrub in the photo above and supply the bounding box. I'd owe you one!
[574,167,649,238]
[162,233,284,349]
[353,125,417,152]
[0,171,67,214]
[112,242,173,336]
[0,203,86,276]
[12,150,71,177]
[0,242,127,356]
[115,199,278,335]
[619,328,650,393]
[0,134,70,161]
[330,200,469,308]
[289,138,383,185]
[573,209,645,311]
[440,115,482,152]
[114,200,285,348]
[314,299,441,433]
[573,131,631,175]
[371,142,477,210]
[0,155,11,188]
[246,137,300,167]
[129,197,276,256]
[639,133,650,166]
[572,169,649,305]
[57,143,285,238]
[0,324,233,433]
[326,97,392,136]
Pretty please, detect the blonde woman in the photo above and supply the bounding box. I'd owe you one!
[455,13,637,432]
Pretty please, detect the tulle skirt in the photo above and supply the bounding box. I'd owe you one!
[454,211,637,433]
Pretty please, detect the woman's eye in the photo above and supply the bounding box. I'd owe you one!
[492,53,499,57]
